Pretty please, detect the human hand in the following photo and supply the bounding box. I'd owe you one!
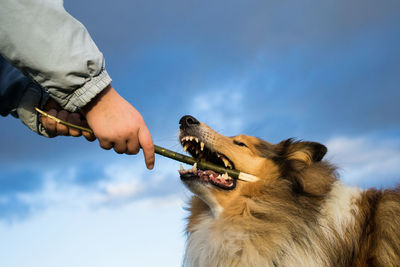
[40,98,96,141]
[81,85,155,169]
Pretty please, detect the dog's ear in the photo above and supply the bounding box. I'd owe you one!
[278,139,327,165]
[288,141,327,164]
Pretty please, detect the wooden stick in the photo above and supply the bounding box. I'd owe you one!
[154,145,259,182]
[35,107,94,134]
[35,107,260,182]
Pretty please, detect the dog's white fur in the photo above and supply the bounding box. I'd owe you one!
[184,181,363,267]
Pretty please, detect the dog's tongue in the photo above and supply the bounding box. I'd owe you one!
[197,170,218,182]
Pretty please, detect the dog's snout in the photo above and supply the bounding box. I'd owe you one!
[179,115,200,130]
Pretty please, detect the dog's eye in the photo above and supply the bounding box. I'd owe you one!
[233,140,248,148]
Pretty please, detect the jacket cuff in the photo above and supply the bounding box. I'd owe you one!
[62,68,112,112]
[15,82,51,137]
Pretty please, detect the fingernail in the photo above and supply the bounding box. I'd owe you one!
[147,163,154,170]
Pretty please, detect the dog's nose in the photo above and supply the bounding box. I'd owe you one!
[179,115,200,130]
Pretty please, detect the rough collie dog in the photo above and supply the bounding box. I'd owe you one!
[178,115,400,267]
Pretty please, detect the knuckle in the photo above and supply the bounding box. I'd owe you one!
[57,126,68,135]
[114,144,127,154]
[46,120,56,128]
[132,147,140,155]
[67,114,79,124]
[114,148,125,154]
[46,130,58,138]
[84,135,96,142]
[100,136,111,143]
[57,110,68,120]
[71,131,82,137]
[100,142,112,150]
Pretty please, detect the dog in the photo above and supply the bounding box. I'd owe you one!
[178,115,400,267]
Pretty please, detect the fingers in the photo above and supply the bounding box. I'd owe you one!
[138,125,155,170]
[106,125,154,169]
[56,110,69,136]
[113,141,128,154]
[40,108,94,139]
[42,109,58,134]
[98,138,113,150]
[126,136,140,155]
[67,113,82,137]
[81,120,96,142]
[79,86,154,168]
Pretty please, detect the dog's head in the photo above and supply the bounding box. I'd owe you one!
[178,115,331,217]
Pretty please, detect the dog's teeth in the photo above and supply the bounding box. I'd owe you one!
[189,136,194,141]
[195,137,199,143]
[185,136,190,141]
[222,157,230,168]
[222,173,229,179]
[200,142,205,151]
[183,143,190,151]
[192,163,197,172]
[220,157,232,169]
[217,154,221,158]
[209,174,213,178]
[180,164,184,171]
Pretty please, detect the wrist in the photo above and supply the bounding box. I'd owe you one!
[80,84,113,116]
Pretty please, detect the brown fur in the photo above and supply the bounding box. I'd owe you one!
[179,118,400,267]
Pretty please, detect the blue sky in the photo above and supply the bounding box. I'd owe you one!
[1,0,400,266]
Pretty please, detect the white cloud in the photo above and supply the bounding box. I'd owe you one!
[13,154,187,214]
[94,161,147,204]
[0,191,185,267]
[326,135,400,188]
[135,195,184,209]
[189,82,247,134]
[103,181,144,199]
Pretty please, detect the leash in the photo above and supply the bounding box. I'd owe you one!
[35,107,260,182]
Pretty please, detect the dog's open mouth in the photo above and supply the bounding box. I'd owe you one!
[178,136,237,190]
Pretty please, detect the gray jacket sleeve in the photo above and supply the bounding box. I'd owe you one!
[0,0,112,113]
[0,55,50,136]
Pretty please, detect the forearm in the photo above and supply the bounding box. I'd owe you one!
[0,0,111,112]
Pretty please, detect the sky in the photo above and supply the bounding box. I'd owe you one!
[1,0,400,266]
